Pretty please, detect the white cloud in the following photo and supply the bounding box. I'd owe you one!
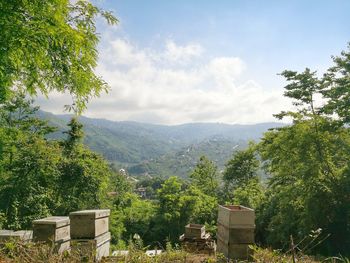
[38,38,289,124]
[163,40,204,63]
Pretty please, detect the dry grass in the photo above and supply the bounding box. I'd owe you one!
[0,241,348,263]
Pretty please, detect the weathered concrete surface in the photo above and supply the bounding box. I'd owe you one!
[70,210,110,239]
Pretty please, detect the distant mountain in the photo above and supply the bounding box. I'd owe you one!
[38,110,285,178]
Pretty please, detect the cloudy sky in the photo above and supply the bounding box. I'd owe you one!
[38,0,350,125]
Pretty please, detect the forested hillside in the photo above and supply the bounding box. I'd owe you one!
[38,110,282,177]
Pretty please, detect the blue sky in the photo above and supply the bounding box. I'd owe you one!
[39,0,350,124]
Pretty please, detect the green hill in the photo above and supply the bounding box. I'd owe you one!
[38,110,284,178]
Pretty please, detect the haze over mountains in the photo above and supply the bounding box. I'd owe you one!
[39,110,284,178]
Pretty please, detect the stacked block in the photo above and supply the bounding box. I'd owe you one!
[70,209,111,261]
[32,216,70,253]
[217,205,255,260]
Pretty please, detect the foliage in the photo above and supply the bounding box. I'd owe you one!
[153,176,218,244]
[222,144,263,205]
[0,0,117,112]
[256,43,350,256]
[0,95,112,229]
[223,145,260,188]
[322,44,350,124]
[189,156,219,196]
[232,177,265,209]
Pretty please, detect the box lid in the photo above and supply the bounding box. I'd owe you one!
[69,209,110,218]
[33,216,70,228]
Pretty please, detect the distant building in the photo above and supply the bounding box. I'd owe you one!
[135,187,147,199]
[119,168,127,176]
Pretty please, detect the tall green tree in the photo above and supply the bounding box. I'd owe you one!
[223,146,260,189]
[257,44,350,255]
[189,156,219,196]
[0,95,61,229]
[0,0,117,111]
[321,44,350,124]
[0,95,114,228]
[57,117,111,214]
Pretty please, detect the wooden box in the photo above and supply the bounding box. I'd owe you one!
[71,231,110,261]
[33,216,70,242]
[217,223,254,244]
[0,230,31,242]
[70,210,110,239]
[185,224,205,238]
[217,236,253,260]
[218,205,255,228]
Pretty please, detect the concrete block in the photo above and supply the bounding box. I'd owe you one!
[71,231,111,261]
[33,216,70,242]
[218,205,255,228]
[217,223,254,244]
[70,210,110,239]
[185,224,205,238]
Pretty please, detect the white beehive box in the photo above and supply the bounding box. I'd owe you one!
[70,209,110,239]
[33,216,70,242]
[32,216,70,253]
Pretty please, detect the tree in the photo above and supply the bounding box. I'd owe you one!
[0,95,113,228]
[0,0,117,111]
[223,145,260,189]
[64,117,84,153]
[189,156,219,196]
[256,44,350,255]
[0,95,61,229]
[57,117,111,214]
[233,177,264,209]
[321,44,350,124]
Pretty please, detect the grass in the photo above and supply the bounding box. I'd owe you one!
[0,241,349,263]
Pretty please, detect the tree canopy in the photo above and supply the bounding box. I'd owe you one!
[0,0,117,112]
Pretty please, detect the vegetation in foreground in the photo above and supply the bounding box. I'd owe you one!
[1,241,342,263]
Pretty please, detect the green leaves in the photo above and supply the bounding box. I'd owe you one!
[0,95,112,229]
[0,0,117,112]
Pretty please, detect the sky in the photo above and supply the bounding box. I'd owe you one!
[38,0,350,125]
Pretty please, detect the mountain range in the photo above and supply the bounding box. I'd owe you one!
[38,111,284,178]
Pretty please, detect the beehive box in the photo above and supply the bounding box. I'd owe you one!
[70,210,110,239]
[217,223,254,244]
[0,230,15,242]
[217,205,255,228]
[217,236,253,260]
[33,216,70,242]
[71,231,111,261]
[13,230,33,242]
[185,224,205,239]
[0,230,32,242]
